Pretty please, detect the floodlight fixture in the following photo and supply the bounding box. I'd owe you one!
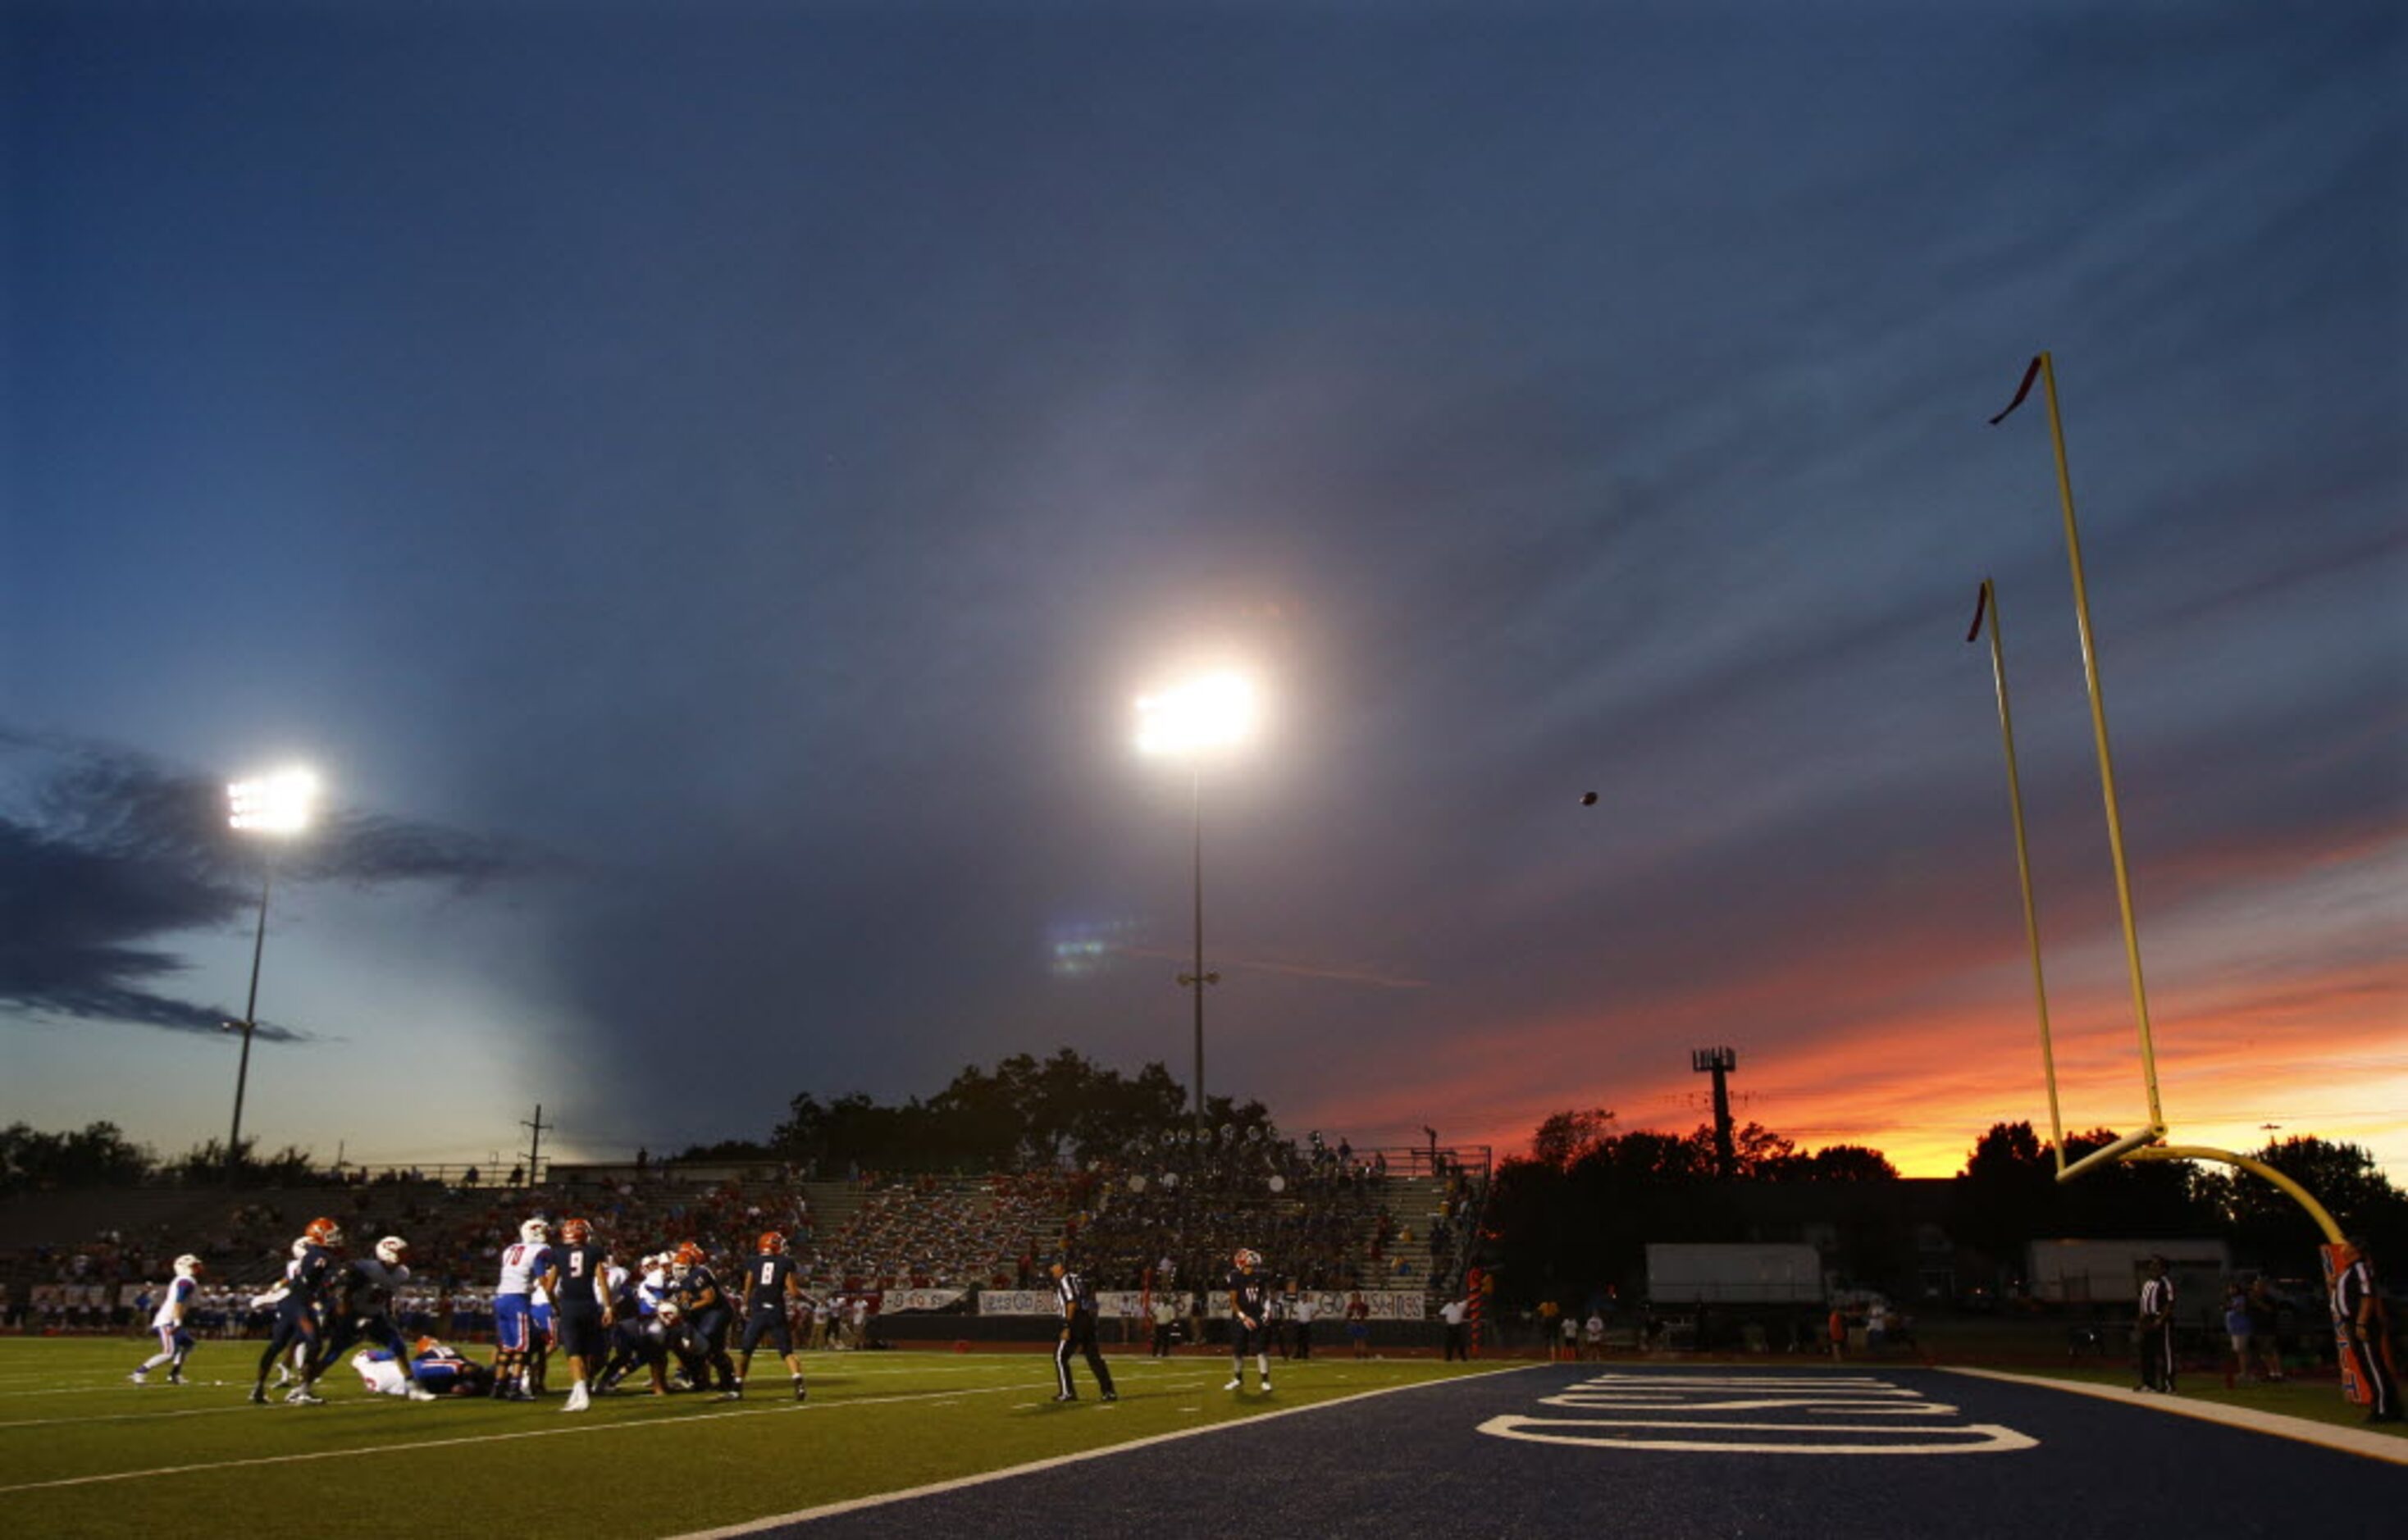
[1133,672,1258,758]
[228,767,319,836]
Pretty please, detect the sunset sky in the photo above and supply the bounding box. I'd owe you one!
[5,1,2401,1182]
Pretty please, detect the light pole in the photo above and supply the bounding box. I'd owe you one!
[223,767,318,1182]
[1134,672,1258,1132]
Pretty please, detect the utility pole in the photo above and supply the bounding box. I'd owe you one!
[519,1104,550,1187]
[1691,1047,1738,1176]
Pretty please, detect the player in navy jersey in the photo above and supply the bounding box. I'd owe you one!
[251,1217,342,1406]
[732,1232,810,1401]
[672,1242,740,1396]
[596,1253,670,1396]
[1050,1260,1117,1403]
[1225,1247,1273,1394]
[540,1219,613,1412]
[318,1237,436,1402]
[130,1255,203,1386]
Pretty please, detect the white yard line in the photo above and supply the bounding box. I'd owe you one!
[0,1381,1049,1494]
[1941,1367,2408,1467]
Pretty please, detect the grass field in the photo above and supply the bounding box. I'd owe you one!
[0,1338,1511,1538]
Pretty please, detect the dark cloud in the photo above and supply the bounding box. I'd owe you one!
[0,731,546,1039]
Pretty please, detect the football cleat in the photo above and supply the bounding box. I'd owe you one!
[285,1387,325,1406]
[248,1386,270,1405]
[561,1218,592,1245]
[404,1385,437,1402]
[375,1236,408,1265]
[129,1370,148,1385]
[1224,1377,1243,1391]
[303,1217,343,1248]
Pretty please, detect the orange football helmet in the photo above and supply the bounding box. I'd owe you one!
[675,1242,706,1268]
[304,1217,344,1248]
[758,1231,787,1255]
[560,1218,592,1245]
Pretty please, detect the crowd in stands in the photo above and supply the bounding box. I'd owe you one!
[817,1172,1065,1292]
[1065,1128,1480,1293]
[1,1137,1492,1337]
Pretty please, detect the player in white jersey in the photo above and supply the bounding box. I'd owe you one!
[490,1219,553,1401]
[130,1255,203,1385]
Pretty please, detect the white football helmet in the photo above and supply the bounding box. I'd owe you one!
[173,1254,202,1278]
[376,1236,408,1265]
[520,1219,550,1245]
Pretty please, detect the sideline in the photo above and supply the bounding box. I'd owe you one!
[669,1363,1546,1538]
[1942,1367,2408,1467]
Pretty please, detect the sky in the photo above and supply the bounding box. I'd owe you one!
[3,0,2401,1182]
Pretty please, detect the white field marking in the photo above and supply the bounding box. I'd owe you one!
[0,1397,403,1433]
[1572,1374,1892,1386]
[667,1365,1547,1539]
[1475,1415,2038,1455]
[1539,1394,1959,1415]
[1550,1386,1926,1395]
[0,1354,1079,1405]
[0,1379,1054,1495]
[1942,1367,2408,1469]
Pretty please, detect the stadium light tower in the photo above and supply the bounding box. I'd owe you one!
[1133,672,1260,1132]
[223,767,319,1182]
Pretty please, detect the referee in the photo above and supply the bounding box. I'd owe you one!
[1051,1260,1117,1404]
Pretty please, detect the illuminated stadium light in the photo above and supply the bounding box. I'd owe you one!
[227,767,320,835]
[1131,669,1262,1132]
[1133,672,1259,758]
[222,763,322,1182]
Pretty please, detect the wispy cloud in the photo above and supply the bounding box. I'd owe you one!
[0,730,547,1039]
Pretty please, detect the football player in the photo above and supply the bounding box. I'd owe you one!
[130,1255,203,1385]
[595,1251,668,1396]
[251,1218,341,1406]
[353,1336,495,1398]
[490,1218,552,1401]
[670,1242,740,1397]
[732,1231,809,1401]
[539,1219,612,1412]
[319,1237,436,1401]
[1225,1247,1272,1393]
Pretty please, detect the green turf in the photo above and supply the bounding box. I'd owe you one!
[0,1339,1516,1538]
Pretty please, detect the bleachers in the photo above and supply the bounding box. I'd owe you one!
[2,1146,1491,1331]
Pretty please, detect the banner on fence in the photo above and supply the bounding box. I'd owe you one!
[877,1287,968,1314]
